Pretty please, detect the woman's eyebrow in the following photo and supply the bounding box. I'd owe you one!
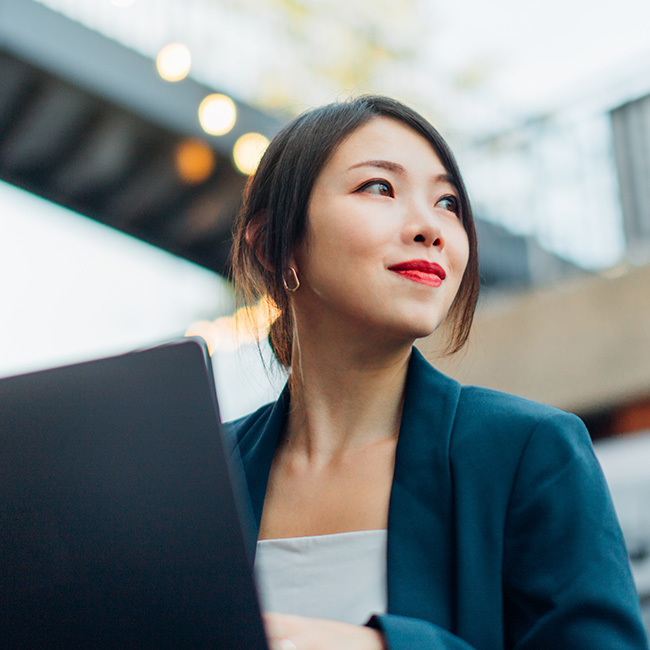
[347,160,457,188]
[347,159,406,174]
[436,172,457,188]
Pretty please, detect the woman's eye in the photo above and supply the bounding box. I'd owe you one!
[359,180,393,197]
[436,195,459,214]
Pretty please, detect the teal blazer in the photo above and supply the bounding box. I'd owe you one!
[228,348,648,650]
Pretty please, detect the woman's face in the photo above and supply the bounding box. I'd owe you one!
[292,116,470,343]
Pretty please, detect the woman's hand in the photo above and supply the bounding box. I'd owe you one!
[264,612,385,650]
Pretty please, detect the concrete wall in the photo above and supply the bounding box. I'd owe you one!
[419,264,650,414]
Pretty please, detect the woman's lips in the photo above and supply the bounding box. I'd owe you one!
[388,260,446,288]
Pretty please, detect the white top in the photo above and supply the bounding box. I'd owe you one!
[254,529,388,625]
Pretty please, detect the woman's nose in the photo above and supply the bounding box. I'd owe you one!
[413,231,442,247]
[405,203,444,248]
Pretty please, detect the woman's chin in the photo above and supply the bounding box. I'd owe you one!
[377,318,443,345]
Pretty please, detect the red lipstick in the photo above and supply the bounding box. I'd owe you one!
[388,260,446,288]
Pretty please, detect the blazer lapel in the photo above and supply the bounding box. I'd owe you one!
[387,347,461,630]
[235,386,289,538]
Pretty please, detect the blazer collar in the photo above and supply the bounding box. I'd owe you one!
[235,347,461,626]
[236,385,289,532]
[387,346,461,627]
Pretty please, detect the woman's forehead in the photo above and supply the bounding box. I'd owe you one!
[322,116,447,176]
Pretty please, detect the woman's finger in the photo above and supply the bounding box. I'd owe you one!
[263,613,295,641]
[270,639,298,650]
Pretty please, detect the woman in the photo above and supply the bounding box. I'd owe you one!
[228,96,648,650]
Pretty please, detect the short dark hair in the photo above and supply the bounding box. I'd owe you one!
[231,95,480,367]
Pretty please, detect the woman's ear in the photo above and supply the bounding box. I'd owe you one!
[245,210,273,271]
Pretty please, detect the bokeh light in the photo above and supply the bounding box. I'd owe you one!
[232,132,269,175]
[156,43,192,82]
[174,139,215,184]
[186,295,280,353]
[198,94,237,136]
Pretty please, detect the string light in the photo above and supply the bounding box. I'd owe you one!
[156,43,192,82]
[233,132,269,175]
[198,94,237,136]
[174,139,215,184]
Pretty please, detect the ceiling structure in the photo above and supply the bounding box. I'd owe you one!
[0,0,580,291]
[0,0,281,277]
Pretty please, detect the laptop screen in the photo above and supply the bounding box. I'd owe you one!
[0,338,269,649]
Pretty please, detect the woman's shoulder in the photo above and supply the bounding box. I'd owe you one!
[443,384,601,520]
[458,382,578,424]
[452,382,591,463]
[414,348,583,436]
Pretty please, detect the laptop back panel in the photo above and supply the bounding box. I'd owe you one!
[0,339,268,649]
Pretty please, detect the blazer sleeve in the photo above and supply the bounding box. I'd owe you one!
[367,614,476,649]
[367,413,648,650]
[502,412,647,649]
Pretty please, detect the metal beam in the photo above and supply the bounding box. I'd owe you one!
[0,0,281,153]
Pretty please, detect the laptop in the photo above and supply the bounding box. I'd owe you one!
[0,337,269,649]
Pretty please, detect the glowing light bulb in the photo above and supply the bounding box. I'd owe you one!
[174,139,215,184]
[156,43,192,82]
[198,94,237,136]
[233,133,269,175]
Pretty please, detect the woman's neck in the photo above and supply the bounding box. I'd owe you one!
[285,329,413,462]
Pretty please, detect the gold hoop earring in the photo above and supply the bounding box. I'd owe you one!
[282,267,300,292]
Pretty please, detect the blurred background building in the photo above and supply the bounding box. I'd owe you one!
[1,0,649,628]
